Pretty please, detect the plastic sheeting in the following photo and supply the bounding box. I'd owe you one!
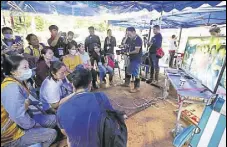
[1,1,223,16]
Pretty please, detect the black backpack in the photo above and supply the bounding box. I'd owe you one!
[94,92,128,147]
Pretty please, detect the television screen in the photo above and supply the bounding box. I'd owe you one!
[182,36,226,92]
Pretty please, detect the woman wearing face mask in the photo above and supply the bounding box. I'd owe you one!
[1,27,24,55]
[57,68,115,147]
[92,43,114,86]
[35,47,54,88]
[78,43,98,89]
[1,55,57,147]
[62,42,82,74]
[39,61,75,114]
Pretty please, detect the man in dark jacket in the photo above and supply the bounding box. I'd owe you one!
[84,26,101,57]
[104,29,116,57]
[147,25,163,84]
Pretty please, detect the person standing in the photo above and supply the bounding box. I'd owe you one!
[147,25,163,84]
[169,35,178,68]
[104,29,116,59]
[47,25,67,59]
[84,26,101,57]
[121,27,143,93]
[121,30,131,81]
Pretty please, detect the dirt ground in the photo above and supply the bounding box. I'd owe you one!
[52,73,183,147]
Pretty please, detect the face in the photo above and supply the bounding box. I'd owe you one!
[153,28,159,34]
[94,46,100,53]
[44,49,54,61]
[107,30,112,36]
[89,29,94,35]
[12,59,29,77]
[78,44,85,53]
[68,34,74,40]
[127,31,134,39]
[3,29,13,39]
[51,29,58,37]
[29,35,39,46]
[69,46,78,55]
[53,66,67,80]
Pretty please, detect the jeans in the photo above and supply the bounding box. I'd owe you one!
[149,53,160,81]
[98,65,113,83]
[169,51,175,68]
[3,114,57,147]
[150,53,159,70]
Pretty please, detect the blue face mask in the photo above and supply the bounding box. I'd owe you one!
[4,34,13,39]
[16,69,33,81]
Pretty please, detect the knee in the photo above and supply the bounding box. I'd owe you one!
[48,129,57,143]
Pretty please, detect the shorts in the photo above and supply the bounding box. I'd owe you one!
[127,60,141,77]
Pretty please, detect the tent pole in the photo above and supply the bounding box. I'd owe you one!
[178,27,183,48]
[147,22,152,51]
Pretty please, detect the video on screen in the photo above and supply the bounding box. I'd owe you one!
[182,36,226,92]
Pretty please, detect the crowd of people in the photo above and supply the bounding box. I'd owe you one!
[1,22,165,147]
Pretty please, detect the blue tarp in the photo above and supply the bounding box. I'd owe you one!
[108,6,226,29]
[1,1,223,16]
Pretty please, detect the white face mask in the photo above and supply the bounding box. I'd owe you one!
[70,50,78,55]
[16,69,33,81]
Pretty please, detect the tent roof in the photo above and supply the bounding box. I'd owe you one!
[1,1,223,16]
[108,5,226,29]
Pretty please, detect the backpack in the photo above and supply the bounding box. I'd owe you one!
[156,48,165,58]
[94,92,128,147]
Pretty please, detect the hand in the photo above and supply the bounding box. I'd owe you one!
[25,99,31,110]
[57,31,62,38]
[11,44,18,50]
[104,63,108,67]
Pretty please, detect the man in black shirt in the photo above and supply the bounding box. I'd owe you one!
[47,25,67,59]
[147,25,163,84]
[66,31,77,55]
[84,26,101,57]
[121,27,143,93]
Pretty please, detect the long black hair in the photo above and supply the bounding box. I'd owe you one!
[48,61,65,81]
[3,55,25,76]
[37,46,52,62]
[67,68,92,89]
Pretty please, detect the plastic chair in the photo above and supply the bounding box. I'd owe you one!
[173,93,226,147]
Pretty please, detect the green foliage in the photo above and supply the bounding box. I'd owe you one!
[35,16,45,31]
[13,15,32,34]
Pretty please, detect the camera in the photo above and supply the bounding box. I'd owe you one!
[116,45,130,55]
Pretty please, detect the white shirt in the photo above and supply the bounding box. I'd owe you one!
[80,52,90,65]
[169,39,177,51]
[40,77,63,110]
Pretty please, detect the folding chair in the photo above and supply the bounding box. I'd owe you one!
[173,93,226,147]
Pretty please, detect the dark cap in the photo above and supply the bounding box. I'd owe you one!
[126,27,136,32]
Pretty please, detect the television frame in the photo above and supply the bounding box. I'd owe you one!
[181,36,226,94]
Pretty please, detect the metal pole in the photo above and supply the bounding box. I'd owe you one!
[178,27,183,47]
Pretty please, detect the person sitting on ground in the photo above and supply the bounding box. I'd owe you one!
[35,47,54,88]
[92,43,114,86]
[25,33,45,58]
[78,43,98,89]
[47,25,67,58]
[1,55,57,147]
[56,68,115,147]
[62,42,83,74]
[39,61,74,114]
[1,27,24,56]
